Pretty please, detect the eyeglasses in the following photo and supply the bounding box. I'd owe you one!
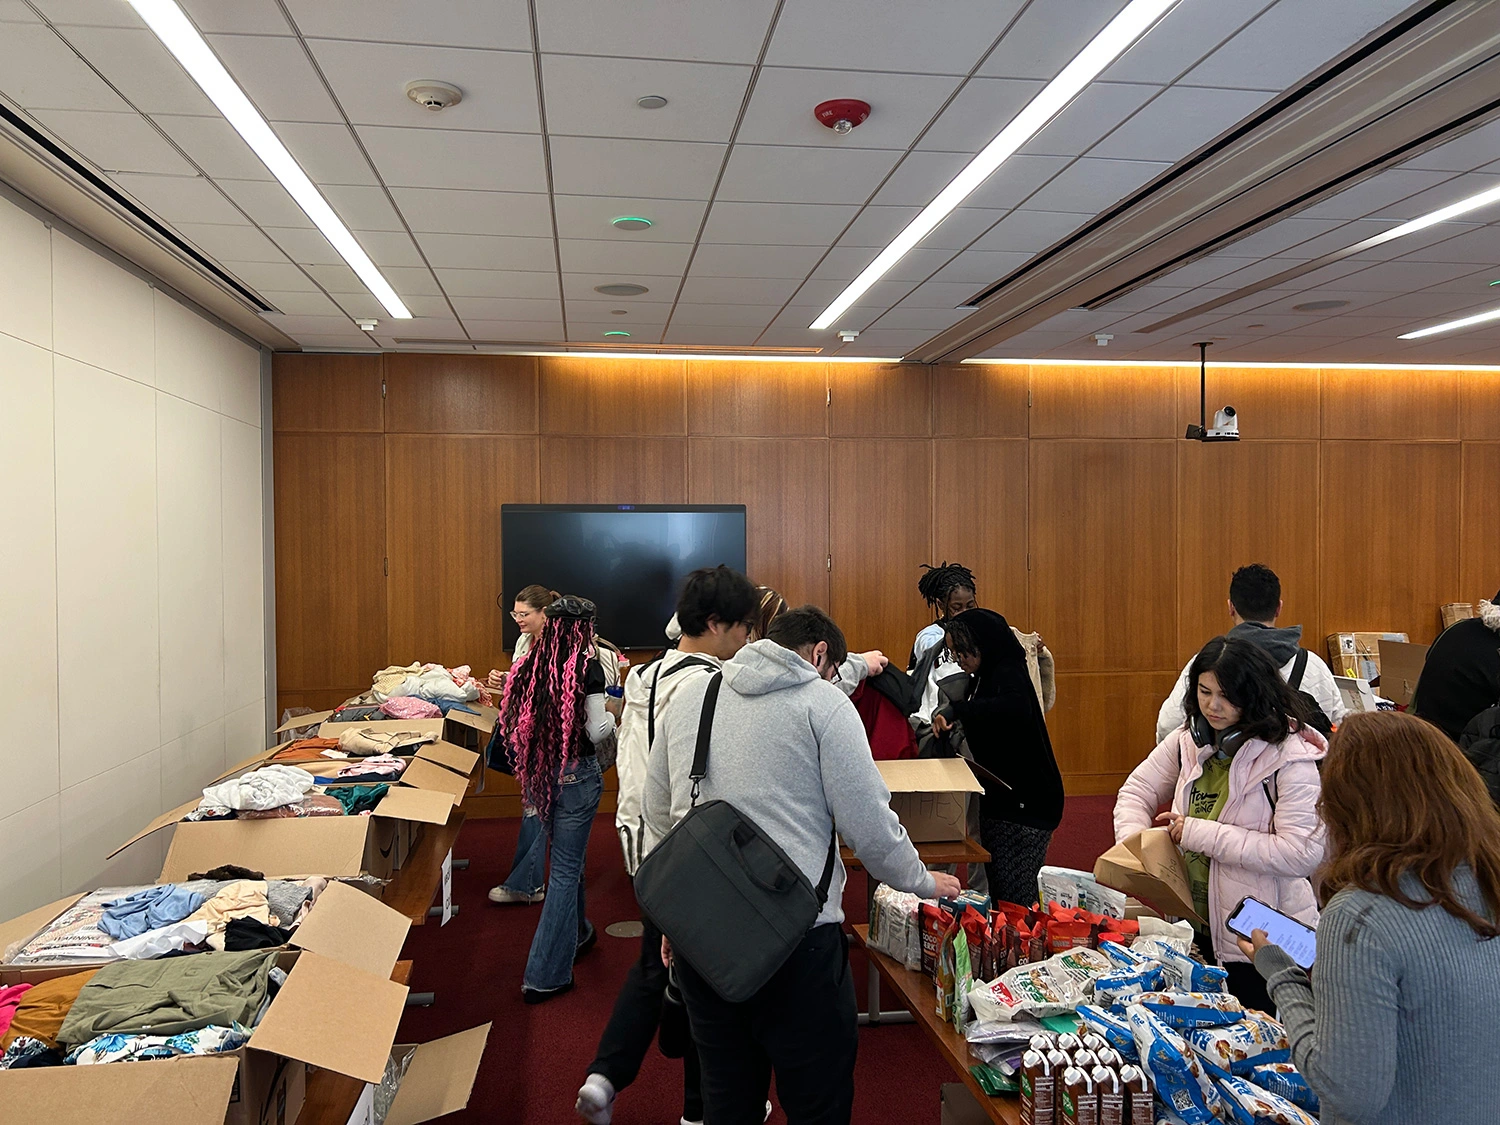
[510,610,533,621]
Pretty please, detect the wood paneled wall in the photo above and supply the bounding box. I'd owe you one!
[272,353,1499,797]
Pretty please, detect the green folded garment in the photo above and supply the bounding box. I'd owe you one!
[57,948,277,1045]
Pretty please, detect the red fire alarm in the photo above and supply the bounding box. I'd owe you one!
[814,98,871,134]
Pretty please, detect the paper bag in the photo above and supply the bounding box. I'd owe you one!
[1093,828,1203,925]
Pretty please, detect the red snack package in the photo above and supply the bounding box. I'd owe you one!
[919,903,949,977]
[1049,918,1093,955]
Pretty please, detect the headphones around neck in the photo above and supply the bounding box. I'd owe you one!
[1189,712,1248,755]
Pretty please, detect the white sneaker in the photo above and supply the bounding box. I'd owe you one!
[678,1097,769,1124]
[766,1100,774,1121]
[488,886,545,904]
[576,1074,615,1124]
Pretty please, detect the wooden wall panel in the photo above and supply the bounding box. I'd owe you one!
[538,437,688,503]
[933,363,1029,437]
[933,439,1030,629]
[1029,440,1178,671]
[1176,442,1322,663]
[1321,367,1459,440]
[386,435,538,676]
[1460,369,1500,439]
[1175,365,1320,441]
[830,440,933,659]
[272,353,383,432]
[830,363,931,436]
[538,356,686,434]
[1320,442,1461,643]
[1047,672,1181,794]
[1031,364,1179,438]
[273,433,387,695]
[384,354,537,433]
[688,438,829,609]
[686,360,827,436]
[1461,443,1500,602]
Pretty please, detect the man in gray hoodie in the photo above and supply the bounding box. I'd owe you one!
[644,605,959,1125]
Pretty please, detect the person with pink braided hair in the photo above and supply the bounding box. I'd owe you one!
[497,594,619,1003]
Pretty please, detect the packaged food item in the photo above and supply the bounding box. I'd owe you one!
[1060,1066,1099,1125]
[920,902,950,977]
[1079,1033,1107,1053]
[936,911,961,1022]
[1185,1013,1290,1078]
[1099,940,1152,970]
[1136,991,1245,1030]
[1072,1049,1100,1071]
[1029,1031,1058,1052]
[1248,1062,1319,1115]
[1077,1005,1138,1059]
[1141,944,1228,993]
[1119,1064,1153,1125]
[971,1061,1019,1096]
[1095,1047,1125,1071]
[952,888,992,917]
[1216,1075,1319,1125]
[1038,866,1129,919]
[1019,1049,1058,1125]
[869,884,924,971]
[1092,962,1165,1009]
[1046,907,1097,954]
[1093,1065,1125,1125]
[954,917,981,1033]
[969,948,1112,1023]
[1123,1004,1220,1125]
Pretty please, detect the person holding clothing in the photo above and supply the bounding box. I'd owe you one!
[1241,711,1500,1124]
[931,609,1064,906]
[1116,636,1326,1011]
[497,595,619,1003]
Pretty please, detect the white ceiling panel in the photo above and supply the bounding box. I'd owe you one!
[1022,82,1161,158]
[567,297,666,321]
[1368,173,1500,223]
[378,265,444,296]
[978,0,1126,81]
[273,122,380,186]
[737,67,962,151]
[353,230,426,268]
[866,306,970,332]
[305,40,539,132]
[689,243,827,279]
[536,0,777,63]
[550,136,725,199]
[0,1,36,19]
[871,152,971,208]
[220,260,316,292]
[551,195,707,243]
[1215,217,1356,260]
[925,250,1032,286]
[894,280,994,309]
[391,187,552,236]
[831,205,913,249]
[916,207,1011,251]
[322,184,408,233]
[150,113,272,180]
[954,154,1071,212]
[678,275,803,306]
[700,201,857,246]
[38,0,292,34]
[662,325,763,346]
[826,328,928,353]
[111,172,245,223]
[439,268,563,299]
[1407,266,1500,295]
[0,22,137,112]
[1024,157,1169,215]
[666,303,784,327]
[971,209,1087,254]
[332,292,452,320]
[1401,119,1500,173]
[356,127,548,191]
[767,0,1026,75]
[208,34,341,124]
[175,221,289,263]
[1296,168,1459,220]
[264,226,345,265]
[383,316,470,339]
[716,144,903,205]
[916,77,1046,154]
[1101,0,1276,85]
[216,178,314,228]
[30,108,193,175]
[285,0,532,51]
[449,297,564,321]
[559,273,680,304]
[558,238,693,275]
[571,322,665,343]
[56,26,218,116]
[542,55,751,143]
[813,246,957,284]
[414,232,556,272]
[298,262,361,293]
[262,289,344,316]
[1087,86,1271,162]
[1337,259,1500,293]
[458,320,567,340]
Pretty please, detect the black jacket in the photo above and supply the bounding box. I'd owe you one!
[1413,609,1500,742]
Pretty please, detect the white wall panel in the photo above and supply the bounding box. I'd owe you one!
[0,194,53,349]
[0,798,62,915]
[161,719,226,812]
[223,417,266,710]
[59,749,164,892]
[52,230,154,384]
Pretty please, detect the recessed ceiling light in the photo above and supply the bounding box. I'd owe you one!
[603,330,631,337]
[1489,279,1500,286]
[1398,305,1500,340]
[809,0,1183,332]
[611,216,653,231]
[128,0,410,319]
[1292,300,1348,312]
[637,95,668,110]
[595,283,649,296]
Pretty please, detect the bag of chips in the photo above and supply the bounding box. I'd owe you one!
[1136,991,1245,1030]
[1123,1003,1221,1125]
[1216,1075,1320,1125]
[1099,940,1152,970]
[1249,1062,1319,1114]
[969,947,1113,1022]
[1092,962,1165,1009]
[1144,944,1229,993]
[1186,1013,1290,1078]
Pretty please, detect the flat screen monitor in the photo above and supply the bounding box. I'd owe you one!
[501,504,747,649]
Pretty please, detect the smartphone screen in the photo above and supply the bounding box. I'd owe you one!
[1226,897,1316,970]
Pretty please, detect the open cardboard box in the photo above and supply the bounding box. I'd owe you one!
[874,759,984,843]
[274,704,496,749]
[0,883,489,1125]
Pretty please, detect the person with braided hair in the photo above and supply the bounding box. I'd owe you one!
[497,595,619,1003]
[911,561,979,669]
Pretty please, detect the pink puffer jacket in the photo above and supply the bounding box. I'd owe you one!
[1114,725,1327,964]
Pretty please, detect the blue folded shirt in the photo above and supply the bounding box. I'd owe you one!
[99,884,207,940]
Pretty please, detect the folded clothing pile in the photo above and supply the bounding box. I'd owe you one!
[315,754,407,784]
[337,727,434,757]
[270,737,345,763]
[99,884,206,941]
[368,662,493,707]
[240,793,347,820]
[199,764,316,813]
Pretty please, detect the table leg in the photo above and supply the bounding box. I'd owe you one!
[857,869,914,1026]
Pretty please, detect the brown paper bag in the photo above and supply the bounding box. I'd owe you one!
[1093,828,1203,925]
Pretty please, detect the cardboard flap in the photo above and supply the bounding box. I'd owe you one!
[207,744,280,785]
[108,797,203,858]
[400,756,471,804]
[385,1024,492,1125]
[0,893,86,960]
[161,817,371,881]
[249,950,408,1083]
[1377,639,1429,706]
[375,785,456,826]
[275,709,335,734]
[416,740,480,777]
[319,716,445,740]
[876,758,984,795]
[1094,829,1203,925]
[1,1054,239,1125]
[292,880,410,978]
[443,707,495,736]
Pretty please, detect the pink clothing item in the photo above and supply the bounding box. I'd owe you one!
[0,983,34,1038]
[1114,724,1328,965]
[379,696,441,720]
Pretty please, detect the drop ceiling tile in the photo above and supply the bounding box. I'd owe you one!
[667,303,783,328]
[559,239,693,276]
[390,187,552,236]
[870,306,971,333]
[791,279,914,309]
[1332,291,1485,320]
[450,297,564,321]
[220,260,315,292]
[870,152,971,208]
[918,207,1011,251]
[381,265,445,296]
[306,40,539,132]
[264,226,341,265]
[438,268,563,299]
[717,145,903,205]
[0,0,36,19]
[356,127,548,191]
[257,312,355,334]
[261,289,344,316]
[535,0,778,63]
[550,136,725,200]
[111,173,245,224]
[273,122,380,186]
[559,273,681,304]
[978,0,1126,80]
[1409,267,1500,295]
[1342,221,1484,264]
[208,34,341,124]
[1275,314,1406,338]
[1370,173,1500,223]
[284,0,532,50]
[1222,217,1367,260]
[1101,0,1277,84]
[384,316,471,339]
[1403,119,1500,173]
[903,279,1012,309]
[767,303,887,332]
[323,185,408,233]
[216,178,313,228]
[689,243,827,279]
[1087,85,1270,162]
[827,328,927,354]
[358,230,427,269]
[662,325,763,347]
[1092,284,1191,314]
[1024,157,1169,214]
[298,262,361,292]
[57,26,217,116]
[1157,255,1262,288]
[175,222,289,263]
[676,275,803,306]
[700,201,858,246]
[570,322,665,343]
[926,249,1032,285]
[1296,168,1459,220]
[955,153,1072,211]
[0,22,135,111]
[756,325,837,348]
[1024,82,1162,157]
[1333,259,1498,291]
[737,67,962,151]
[151,113,273,180]
[814,245,956,284]
[332,292,451,320]
[552,196,708,243]
[971,209,1086,253]
[767,0,1026,75]
[31,109,194,175]
[459,320,567,341]
[39,0,291,34]
[415,232,557,271]
[915,77,1046,154]
[542,55,751,143]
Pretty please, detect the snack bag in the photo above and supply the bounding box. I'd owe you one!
[1248,1063,1319,1115]
[954,922,978,1033]
[920,902,950,977]
[1147,945,1229,993]
[1077,1004,1138,1059]
[1123,1004,1220,1125]
[1185,1013,1290,1078]
[1216,1075,1320,1125]
[1099,940,1151,970]
[1091,962,1164,1009]
[1047,909,1095,955]
[1136,991,1245,1030]
[936,911,961,1022]
[969,948,1112,1022]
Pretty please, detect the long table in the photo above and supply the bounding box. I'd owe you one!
[383,808,467,926]
[296,960,413,1125]
[852,926,1021,1125]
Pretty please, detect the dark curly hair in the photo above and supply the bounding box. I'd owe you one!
[917,561,977,616]
[1184,636,1310,745]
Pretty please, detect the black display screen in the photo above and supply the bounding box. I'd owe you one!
[501,505,747,649]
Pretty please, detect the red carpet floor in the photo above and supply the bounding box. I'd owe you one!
[396,795,1117,1124]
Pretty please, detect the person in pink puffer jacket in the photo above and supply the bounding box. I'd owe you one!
[1115,636,1326,1011]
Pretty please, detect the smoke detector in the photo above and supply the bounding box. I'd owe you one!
[356,319,378,332]
[405,80,463,111]
[814,99,871,135]
[837,329,859,342]
[1094,333,1113,347]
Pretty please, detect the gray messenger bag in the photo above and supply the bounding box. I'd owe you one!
[633,672,836,1003]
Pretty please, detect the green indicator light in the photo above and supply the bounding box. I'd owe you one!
[603,330,631,337]
[611,216,653,231]
[1490,279,1500,286]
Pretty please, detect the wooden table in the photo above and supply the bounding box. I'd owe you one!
[381,808,466,925]
[296,960,413,1125]
[852,926,1021,1125]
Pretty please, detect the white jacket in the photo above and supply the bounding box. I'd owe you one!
[1156,648,1346,744]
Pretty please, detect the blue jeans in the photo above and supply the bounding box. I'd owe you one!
[501,807,547,895]
[524,756,602,990]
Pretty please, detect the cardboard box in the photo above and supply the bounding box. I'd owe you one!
[1442,602,1477,630]
[1326,631,1408,681]
[1377,639,1429,707]
[1093,828,1203,925]
[875,759,985,843]
[1335,676,1380,715]
[273,705,495,749]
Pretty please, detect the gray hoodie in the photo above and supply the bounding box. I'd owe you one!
[643,639,937,926]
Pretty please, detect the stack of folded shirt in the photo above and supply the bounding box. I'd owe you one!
[199,765,315,813]
[316,754,407,783]
[239,792,346,819]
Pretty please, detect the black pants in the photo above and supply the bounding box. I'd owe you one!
[589,912,703,1120]
[980,817,1053,907]
[1223,959,1274,1014]
[676,923,856,1125]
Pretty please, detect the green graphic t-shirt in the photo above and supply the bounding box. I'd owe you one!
[1184,750,1233,925]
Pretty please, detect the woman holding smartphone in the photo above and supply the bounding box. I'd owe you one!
[1240,711,1500,1124]
[1114,636,1326,1010]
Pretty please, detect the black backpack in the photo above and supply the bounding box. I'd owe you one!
[1288,649,1334,739]
[1460,701,1500,808]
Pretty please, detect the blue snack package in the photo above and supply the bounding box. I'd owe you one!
[1099,940,1151,970]
[1186,1013,1290,1078]
[1217,1075,1320,1125]
[1136,991,1244,1030]
[1077,1004,1138,1060]
[1124,1003,1220,1125]
[1092,962,1165,1008]
[1151,944,1229,993]
[1249,1062,1320,1114]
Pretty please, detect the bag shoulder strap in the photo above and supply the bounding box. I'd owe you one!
[1289,648,1309,690]
[688,672,724,804]
[648,655,716,746]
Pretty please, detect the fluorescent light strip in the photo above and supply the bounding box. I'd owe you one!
[810,0,1182,332]
[1398,304,1500,339]
[1352,182,1500,254]
[129,0,410,318]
